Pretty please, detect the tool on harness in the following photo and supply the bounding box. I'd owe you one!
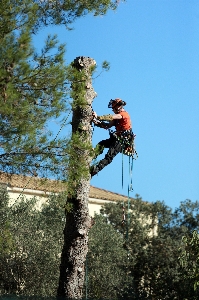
[92,116,138,158]
[110,129,138,159]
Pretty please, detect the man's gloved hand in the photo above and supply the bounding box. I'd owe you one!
[93,119,108,129]
[92,118,101,125]
[92,111,109,129]
[92,111,98,119]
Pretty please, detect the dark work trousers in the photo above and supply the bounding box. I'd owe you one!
[94,133,122,174]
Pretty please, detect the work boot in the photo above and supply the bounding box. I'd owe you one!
[90,165,98,177]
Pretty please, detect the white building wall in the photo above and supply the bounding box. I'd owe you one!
[3,185,158,236]
[6,187,115,217]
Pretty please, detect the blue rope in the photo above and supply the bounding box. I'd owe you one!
[122,145,124,190]
[129,156,134,192]
[126,185,130,241]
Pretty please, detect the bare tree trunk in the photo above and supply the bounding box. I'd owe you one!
[57,56,96,299]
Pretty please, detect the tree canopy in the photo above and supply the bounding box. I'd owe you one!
[0,0,120,178]
[2,188,199,299]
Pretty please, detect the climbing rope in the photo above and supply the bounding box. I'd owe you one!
[122,202,126,227]
[121,137,136,251]
[122,147,124,189]
[129,155,134,192]
[126,184,130,242]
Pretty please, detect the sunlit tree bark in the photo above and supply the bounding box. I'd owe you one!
[57,56,96,299]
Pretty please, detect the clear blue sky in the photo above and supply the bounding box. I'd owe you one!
[33,0,199,210]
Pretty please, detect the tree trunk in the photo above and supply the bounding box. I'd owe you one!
[57,56,96,299]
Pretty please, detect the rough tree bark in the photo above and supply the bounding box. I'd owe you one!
[57,56,96,299]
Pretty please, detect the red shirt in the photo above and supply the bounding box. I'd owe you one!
[115,111,132,133]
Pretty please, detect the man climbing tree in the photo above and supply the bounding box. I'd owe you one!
[91,98,134,176]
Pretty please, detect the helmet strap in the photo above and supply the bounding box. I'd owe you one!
[115,105,123,113]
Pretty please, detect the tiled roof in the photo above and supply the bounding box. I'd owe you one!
[0,172,134,202]
[90,186,133,202]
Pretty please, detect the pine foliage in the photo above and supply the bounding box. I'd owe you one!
[34,0,120,29]
[0,1,70,178]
